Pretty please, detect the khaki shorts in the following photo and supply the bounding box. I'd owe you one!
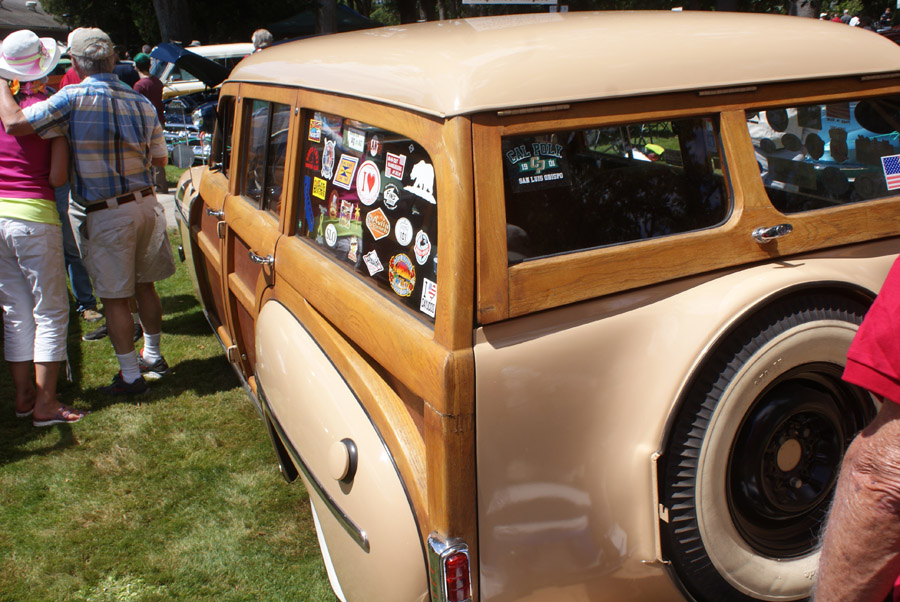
[80,193,176,299]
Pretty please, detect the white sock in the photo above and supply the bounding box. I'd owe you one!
[116,351,142,383]
[142,332,162,363]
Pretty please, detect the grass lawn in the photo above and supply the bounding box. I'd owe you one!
[0,233,338,601]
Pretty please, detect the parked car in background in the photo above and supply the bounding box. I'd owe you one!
[174,12,900,602]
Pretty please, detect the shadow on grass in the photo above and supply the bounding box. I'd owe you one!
[160,293,199,316]
[0,419,81,465]
[161,308,216,337]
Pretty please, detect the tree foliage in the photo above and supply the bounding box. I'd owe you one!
[40,0,896,52]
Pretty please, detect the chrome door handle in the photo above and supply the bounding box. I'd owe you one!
[752,223,793,244]
[206,208,224,218]
[248,250,274,266]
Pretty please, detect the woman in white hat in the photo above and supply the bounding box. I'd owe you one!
[0,29,88,426]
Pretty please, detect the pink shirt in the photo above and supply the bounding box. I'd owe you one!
[0,92,54,201]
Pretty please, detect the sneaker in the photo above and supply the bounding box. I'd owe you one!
[138,353,169,380]
[82,323,142,342]
[82,324,108,341]
[99,371,148,396]
[81,308,103,322]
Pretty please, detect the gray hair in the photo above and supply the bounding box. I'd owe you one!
[71,46,115,75]
[252,28,273,50]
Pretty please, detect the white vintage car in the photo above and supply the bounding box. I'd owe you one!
[174,11,900,602]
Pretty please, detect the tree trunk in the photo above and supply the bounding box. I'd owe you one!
[317,0,338,34]
[397,0,420,23]
[152,0,192,43]
[788,0,819,18]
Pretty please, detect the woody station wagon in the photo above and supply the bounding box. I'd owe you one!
[174,12,900,602]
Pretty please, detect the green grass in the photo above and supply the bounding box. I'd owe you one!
[0,234,338,601]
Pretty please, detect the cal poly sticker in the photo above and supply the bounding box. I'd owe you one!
[404,160,436,204]
[333,154,359,190]
[386,152,407,180]
[308,119,322,143]
[414,230,431,265]
[395,217,413,246]
[312,177,327,200]
[365,207,390,240]
[389,254,416,297]
[356,161,381,206]
[420,278,437,317]
[363,250,383,275]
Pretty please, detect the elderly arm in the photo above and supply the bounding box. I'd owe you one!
[151,154,168,168]
[815,399,900,602]
[0,79,36,135]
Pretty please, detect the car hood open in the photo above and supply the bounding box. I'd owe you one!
[150,43,229,89]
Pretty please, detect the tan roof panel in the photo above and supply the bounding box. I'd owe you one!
[230,11,900,117]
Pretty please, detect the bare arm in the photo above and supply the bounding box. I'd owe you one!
[816,399,900,601]
[151,154,168,168]
[0,78,36,136]
[48,136,68,188]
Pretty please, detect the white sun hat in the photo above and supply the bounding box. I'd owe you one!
[0,29,60,82]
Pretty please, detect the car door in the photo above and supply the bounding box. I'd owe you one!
[219,88,297,389]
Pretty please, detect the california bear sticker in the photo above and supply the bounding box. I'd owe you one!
[389,254,416,297]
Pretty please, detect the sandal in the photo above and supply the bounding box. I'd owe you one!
[14,395,35,418]
[32,405,89,428]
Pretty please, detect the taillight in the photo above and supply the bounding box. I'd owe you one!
[428,535,472,602]
[445,551,470,602]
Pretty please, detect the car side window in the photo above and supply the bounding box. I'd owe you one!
[296,112,439,322]
[210,96,235,178]
[502,117,728,263]
[746,97,900,213]
[241,100,290,215]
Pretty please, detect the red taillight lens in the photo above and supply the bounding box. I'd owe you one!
[444,551,471,602]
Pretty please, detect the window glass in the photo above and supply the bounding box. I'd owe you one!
[746,97,900,213]
[502,117,728,263]
[209,96,234,177]
[297,112,438,322]
[241,100,290,212]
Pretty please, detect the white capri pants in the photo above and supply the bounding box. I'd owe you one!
[0,217,69,363]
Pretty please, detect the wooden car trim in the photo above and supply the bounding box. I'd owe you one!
[474,78,900,322]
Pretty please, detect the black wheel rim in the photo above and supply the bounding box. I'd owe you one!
[727,364,874,557]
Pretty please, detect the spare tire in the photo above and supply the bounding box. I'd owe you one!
[659,294,877,601]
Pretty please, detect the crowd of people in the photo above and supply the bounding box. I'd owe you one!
[818,6,893,30]
[0,26,177,426]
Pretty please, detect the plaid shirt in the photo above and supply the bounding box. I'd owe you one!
[24,73,166,204]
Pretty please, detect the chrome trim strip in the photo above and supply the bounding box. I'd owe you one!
[257,381,370,553]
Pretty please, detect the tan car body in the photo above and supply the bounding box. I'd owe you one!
[174,12,900,602]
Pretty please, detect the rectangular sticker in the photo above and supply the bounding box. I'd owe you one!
[420,278,437,317]
[333,155,359,190]
[308,119,322,142]
[345,128,366,153]
[312,177,327,200]
[385,152,407,180]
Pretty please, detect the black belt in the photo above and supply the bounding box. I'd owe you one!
[85,187,153,214]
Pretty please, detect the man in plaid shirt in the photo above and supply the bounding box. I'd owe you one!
[0,28,175,396]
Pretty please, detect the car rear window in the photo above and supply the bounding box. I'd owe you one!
[296,112,438,322]
[502,116,729,263]
[746,96,900,213]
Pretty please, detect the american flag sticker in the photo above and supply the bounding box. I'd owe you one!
[882,154,900,191]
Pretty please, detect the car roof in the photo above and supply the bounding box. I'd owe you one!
[229,11,900,118]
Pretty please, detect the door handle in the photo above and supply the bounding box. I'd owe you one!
[206,208,224,218]
[752,223,793,244]
[248,250,274,266]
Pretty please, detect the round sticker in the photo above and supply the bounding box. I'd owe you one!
[356,160,381,206]
[325,223,337,247]
[766,109,789,133]
[388,254,416,297]
[383,183,400,210]
[781,133,802,152]
[414,230,431,265]
[395,217,413,246]
[805,133,824,160]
